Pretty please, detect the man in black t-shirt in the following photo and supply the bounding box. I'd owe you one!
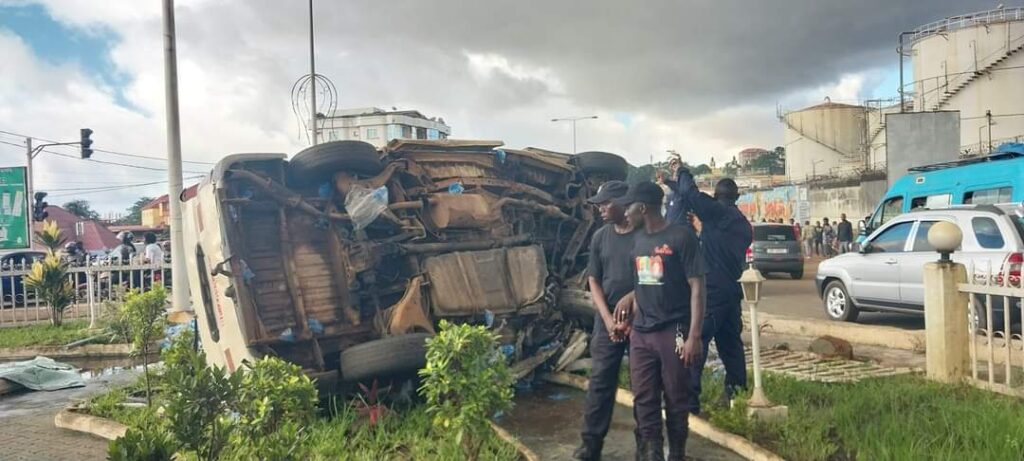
[573,180,636,461]
[614,181,707,461]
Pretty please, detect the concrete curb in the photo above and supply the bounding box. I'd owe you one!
[542,372,786,461]
[747,312,926,352]
[54,407,128,441]
[490,421,542,461]
[0,344,134,362]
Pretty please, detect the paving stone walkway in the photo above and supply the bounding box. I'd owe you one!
[502,383,743,461]
[0,371,135,461]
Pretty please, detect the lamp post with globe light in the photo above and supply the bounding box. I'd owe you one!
[738,264,788,422]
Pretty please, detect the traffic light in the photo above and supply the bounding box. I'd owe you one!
[33,192,49,222]
[80,128,93,159]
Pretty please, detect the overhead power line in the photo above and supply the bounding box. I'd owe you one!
[45,175,205,198]
[0,140,208,174]
[0,128,215,165]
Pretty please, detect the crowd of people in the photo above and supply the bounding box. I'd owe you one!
[757,214,857,258]
[574,156,752,461]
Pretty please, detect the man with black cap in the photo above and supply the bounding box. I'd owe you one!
[615,181,706,461]
[669,166,753,413]
[573,180,636,461]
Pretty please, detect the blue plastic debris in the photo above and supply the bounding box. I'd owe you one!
[279,328,296,343]
[318,182,332,198]
[448,182,464,194]
[483,310,495,328]
[494,148,507,164]
[241,187,255,199]
[307,318,324,335]
[239,260,256,283]
[547,392,570,401]
[499,344,515,360]
[538,341,559,352]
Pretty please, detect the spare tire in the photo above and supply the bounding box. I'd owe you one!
[339,333,431,383]
[288,140,383,186]
[573,151,628,181]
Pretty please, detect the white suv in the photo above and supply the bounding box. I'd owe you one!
[816,204,1024,327]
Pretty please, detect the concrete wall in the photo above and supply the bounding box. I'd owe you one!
[885,111,960,179]
[738,179,887,223]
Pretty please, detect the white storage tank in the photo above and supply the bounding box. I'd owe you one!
[910,7,1024,155]
[781,99,867,182]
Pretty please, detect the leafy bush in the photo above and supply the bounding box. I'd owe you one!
[23,221,74,326]
[108,335,320,461]
[161,334,239,461]
[107,420,178,461]
[226,357,318,460]
[419,321,514,461]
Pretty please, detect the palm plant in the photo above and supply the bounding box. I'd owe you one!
[23,221,74,326]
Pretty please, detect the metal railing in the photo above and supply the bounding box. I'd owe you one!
[960,263,1024,397]
[909,7,1024,45]
[0,259,171,327]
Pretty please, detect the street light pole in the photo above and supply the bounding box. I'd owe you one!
[308,0,318,146]
[162,0,190,313]
[551,115,598,154]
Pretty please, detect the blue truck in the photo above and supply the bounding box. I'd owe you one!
[859,143,1024,242]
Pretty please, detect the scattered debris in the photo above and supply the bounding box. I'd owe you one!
[809,335,854,359]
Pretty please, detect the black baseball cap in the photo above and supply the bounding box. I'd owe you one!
[613,181,664,207]
[586,180,629,204]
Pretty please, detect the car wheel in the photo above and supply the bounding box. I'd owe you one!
[572,151,628,181]
[823,280,859,322]
[339,333,431,383]
[791,271,804,280]
[288,140,383,186]
[969,294,1012,333]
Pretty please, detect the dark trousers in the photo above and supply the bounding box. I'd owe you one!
[690,300,747,414]
[581,315,628,442]
[629,327,691,443]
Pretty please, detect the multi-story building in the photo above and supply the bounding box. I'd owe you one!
[319,107,452,148]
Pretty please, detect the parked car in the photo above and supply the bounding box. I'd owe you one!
[818,204,1024,329]
[181,139,626,386]
[0,250,46,307]
[749,223,803,279]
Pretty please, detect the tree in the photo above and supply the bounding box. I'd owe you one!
[692,164,712,176]
[63,200,100,220]
[122,197,155,225]
[747,149,785,175]
[121,285,168,405]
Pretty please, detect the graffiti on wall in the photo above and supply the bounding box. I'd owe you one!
[737,185,804,221]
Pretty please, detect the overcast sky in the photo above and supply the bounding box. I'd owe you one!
[0,0,997,214]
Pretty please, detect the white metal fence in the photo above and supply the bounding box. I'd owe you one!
[0,260,171,326]
[960,266,1024,397]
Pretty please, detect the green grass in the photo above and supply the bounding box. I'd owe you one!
[306,402,520,461]
[0,321,112,348]
[694,371,1024,460]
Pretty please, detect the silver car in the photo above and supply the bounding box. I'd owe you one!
[816,204,1024,326]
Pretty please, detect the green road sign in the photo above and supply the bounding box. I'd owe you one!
[0,167,30,250]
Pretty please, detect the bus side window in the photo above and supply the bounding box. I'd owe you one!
[880,196,904,225]
[963,187,1012,205]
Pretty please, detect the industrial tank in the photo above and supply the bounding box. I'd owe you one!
[781,100,867,182]
[911,7,1024,155]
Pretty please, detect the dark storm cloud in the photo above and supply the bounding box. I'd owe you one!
[271,0,994,116]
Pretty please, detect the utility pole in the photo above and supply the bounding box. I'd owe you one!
[162,0,190,313]
[986,110,993,153]
[25,138,33,233]
[308,0,318,145]
[551,115,598,154]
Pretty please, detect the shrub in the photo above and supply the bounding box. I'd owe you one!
[226,357,318,461]
[107,421,178,461]
[419,321,515,461]
[23,221,74,326]
[161,335,240,461]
